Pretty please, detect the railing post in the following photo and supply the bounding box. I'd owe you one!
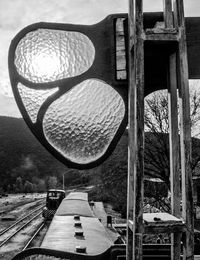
[127,0,144,259]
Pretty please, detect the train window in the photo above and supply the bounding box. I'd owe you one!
[48,192,60,198]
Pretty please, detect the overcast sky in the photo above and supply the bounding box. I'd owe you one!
[0,0,199,117]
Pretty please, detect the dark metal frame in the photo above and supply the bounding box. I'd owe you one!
[8,14,128,170]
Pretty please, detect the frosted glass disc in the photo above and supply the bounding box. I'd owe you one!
[43,79,125,164]
[15,29,95,83]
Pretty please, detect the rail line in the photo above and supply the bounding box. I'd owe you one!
[22,220,46,250]
[0,208,43,248]
[0,198,45,216]
[0,203,44,236]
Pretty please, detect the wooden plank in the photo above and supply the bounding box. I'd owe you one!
[127,0,136,258]
[168,52,181,260]
[173,0,194,259]
[145,28,177,34]
[133,1,144,259]
[168,55,179,215]
[116,18,127,80]
[129,214,185,234]
[144,224,186,234]
[145,32,178,41]
[143,213,182,223]
[127,0,144,259]
[143,213,185,233]
[163,0,173,28]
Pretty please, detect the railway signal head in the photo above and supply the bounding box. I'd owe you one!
[8,13,200,169]
[8,15,128,169]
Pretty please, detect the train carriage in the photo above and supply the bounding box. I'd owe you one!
[12,192,126,260]
[41,192,113,256]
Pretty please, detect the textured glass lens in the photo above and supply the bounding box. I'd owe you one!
[15,29,95,83]
[18,83,58,123]
[43,79,125,164]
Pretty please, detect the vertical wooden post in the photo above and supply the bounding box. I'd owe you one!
[163,0,173,28]
[134,1,144,257]
[126,0,135,258]
[173,0,194,259]
[127,0,144,259]
[164,1,181,259]
[168,53,181,260]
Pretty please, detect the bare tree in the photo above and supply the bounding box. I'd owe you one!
[144,81,200,188]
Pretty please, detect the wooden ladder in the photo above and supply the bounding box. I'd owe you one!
[127,0,194,259]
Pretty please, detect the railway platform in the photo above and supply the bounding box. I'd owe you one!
[92,202,120,243]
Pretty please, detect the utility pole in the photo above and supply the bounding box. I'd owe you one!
[62,172,65,191]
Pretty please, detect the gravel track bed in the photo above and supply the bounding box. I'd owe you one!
[0,193,46,260]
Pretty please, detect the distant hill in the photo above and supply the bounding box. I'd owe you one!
[0,116,128,191]
[0,116,70,190]
[0,116,199,193]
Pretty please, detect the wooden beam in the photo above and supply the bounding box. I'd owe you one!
[145,30,178,41]
[168,52,181,260]
[163,0,173,28]
[134,0,144,259]
[127,0,136,258]
[173,0,194,259]
[163,4,182,257]
[116,18,127,80]
[127,0,144,259]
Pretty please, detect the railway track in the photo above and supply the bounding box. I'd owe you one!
[22,220,46,250]
[0,197,45,216]
[0,204,44,248]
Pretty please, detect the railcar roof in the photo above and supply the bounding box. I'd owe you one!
[66,192,88,201]
[48,189,65,193]
[41,216,113,255]
[56,199,94,217]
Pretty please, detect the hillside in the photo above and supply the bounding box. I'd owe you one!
[0,116,128,192]
[0,116,67,190]
[0,116,200,194]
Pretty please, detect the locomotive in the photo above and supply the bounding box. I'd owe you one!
[42,189,65,220]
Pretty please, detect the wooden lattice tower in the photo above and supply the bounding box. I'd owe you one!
[127,0,194,259]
